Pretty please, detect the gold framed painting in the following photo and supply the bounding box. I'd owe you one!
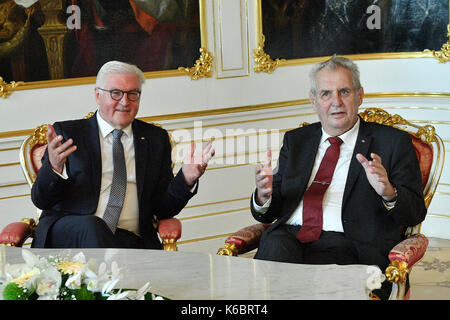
[256,0,450,68]
[0,0,209,90]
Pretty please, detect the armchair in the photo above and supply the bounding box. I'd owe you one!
[217,107,445,300]
[0,115,182,250]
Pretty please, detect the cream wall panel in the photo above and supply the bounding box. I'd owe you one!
[178,237,229,253]
[0,165,24,185]
[0,196,36,228]
[180,209,255,244]
[213,0,249,78]
[181,198,250,221]
[422,216,450,240]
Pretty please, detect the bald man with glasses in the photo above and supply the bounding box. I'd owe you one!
[31,60,215,249]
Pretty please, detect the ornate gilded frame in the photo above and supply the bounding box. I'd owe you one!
[1,0,213,97]
[254,0,450,73]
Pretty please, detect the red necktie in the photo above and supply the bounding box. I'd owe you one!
[296,136,343,243]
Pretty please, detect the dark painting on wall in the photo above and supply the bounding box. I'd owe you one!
[0,0,201,83]
[262,0,449,60]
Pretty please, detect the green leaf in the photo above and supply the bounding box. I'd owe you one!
[2,282,36,300]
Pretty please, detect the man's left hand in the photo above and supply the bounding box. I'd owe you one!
[182,141,215,187]
[356,152,396,201]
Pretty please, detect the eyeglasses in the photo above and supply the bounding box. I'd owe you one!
[97,88,141,101]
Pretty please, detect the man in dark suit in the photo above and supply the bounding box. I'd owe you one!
[251,56,426,299]
[31,60,214,249]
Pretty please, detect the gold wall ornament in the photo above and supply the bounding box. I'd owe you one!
[253,35,285,73]
[0,76,24,98]
[178,47,213,80]
[425,24,450,63]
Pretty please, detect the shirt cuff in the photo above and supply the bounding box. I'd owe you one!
[382,199,396,210]
[252,191,272,214]
[189,181,198,193]
[52,165,68,180]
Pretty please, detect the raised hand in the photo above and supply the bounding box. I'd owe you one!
[182,141,215,187]
[356,152,396,201]
[46,124,77,174]
[255,150,273,206]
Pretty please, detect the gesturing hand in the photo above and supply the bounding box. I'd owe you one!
[356,152,396,201]
[46,124,77,174]
[182,141,215,187]
[255,150,273,206]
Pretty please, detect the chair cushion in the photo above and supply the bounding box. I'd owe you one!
[388,235,429,269]
[410,136,433,189]
[158,218,182,240]
[0,221,34,247]
[225,223,270,254]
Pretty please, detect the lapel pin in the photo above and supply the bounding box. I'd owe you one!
[140,137,145,140]
[361,139,366,143]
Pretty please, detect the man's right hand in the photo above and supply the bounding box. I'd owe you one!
[255,150,273,206]
[46,124,77,174]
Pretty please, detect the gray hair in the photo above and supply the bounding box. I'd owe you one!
[309,55,361,96]
[96,61,146,88]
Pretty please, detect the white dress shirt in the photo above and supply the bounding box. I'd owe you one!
[253,119,360,232]
[95,112,140,235]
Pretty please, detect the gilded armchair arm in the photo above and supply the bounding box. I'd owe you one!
[0,218,37,247]
[217,223,270,256]
[385,234,428,284]
[158,218,182,251]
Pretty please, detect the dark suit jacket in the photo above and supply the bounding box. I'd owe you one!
[251,117,427,269]
[31,114,195,249]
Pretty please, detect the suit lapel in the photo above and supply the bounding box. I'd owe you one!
[290,124,322,201]
[132,120,149,205]
[85,114,102,193]
[342,119,372,207]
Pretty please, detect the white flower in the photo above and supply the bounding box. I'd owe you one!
[106,290,133,300]
[4,249,159,300]
[65,264,88,290]
[106,282,151,300]
[21,250,39,267]
[366,265,386,295]
[100,261,124,295]
[101,277,119,295]
[84,262,109,292]
[134,282,151,300]
[35,267,61,300]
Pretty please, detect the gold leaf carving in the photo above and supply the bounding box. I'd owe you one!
[178,47,213,80]
[253,35,285,73]
[425,24,450,63]
[0,76,24,98]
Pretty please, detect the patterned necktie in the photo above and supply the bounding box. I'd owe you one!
[296,136,343,243]
[103,129,127,234]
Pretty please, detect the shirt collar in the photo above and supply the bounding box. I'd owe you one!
[320,117,360,145]
[96,111,133,139]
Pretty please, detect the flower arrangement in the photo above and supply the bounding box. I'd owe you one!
[1,249,168,300]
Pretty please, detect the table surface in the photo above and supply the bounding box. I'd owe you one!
[1,246,382,300]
